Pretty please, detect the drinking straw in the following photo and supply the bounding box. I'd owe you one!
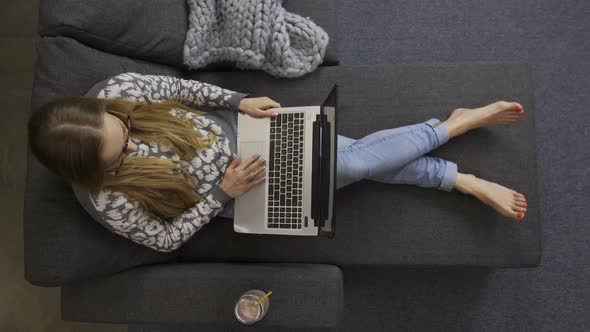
[254,290,273,305]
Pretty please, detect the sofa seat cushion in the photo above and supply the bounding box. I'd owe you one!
[37,0,339,68]
[180,63,542,267]
[25,38,541,290]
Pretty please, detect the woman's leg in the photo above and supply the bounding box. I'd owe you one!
[336,101,530,220]
[370,156,458,191]
[336,118,451,189]
[337,133,457,191]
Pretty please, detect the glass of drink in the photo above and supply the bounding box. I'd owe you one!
[234,289,271,324]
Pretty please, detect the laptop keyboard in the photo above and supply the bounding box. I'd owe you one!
[267,112,305,229]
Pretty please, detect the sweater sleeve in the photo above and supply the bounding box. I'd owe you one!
[88,185,231,252]
[99,72,250,112]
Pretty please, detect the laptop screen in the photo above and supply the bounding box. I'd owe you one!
[318,83,338,238]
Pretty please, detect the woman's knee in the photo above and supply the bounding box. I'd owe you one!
[337,135,356,149]
[338,157,368,182]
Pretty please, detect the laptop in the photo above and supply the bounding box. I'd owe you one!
[234,84,338,238]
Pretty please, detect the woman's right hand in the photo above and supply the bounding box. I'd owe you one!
[218,153,266,198]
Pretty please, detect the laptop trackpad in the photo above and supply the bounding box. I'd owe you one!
[239,141,265,161]
[235,141,267,225]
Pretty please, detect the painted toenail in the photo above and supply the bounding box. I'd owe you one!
[517,212,523,218]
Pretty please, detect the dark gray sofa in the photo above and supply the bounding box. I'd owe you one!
[23,0,542,329]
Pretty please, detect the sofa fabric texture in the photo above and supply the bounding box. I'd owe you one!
[36,0,339,68]
[24,35,541,288]
[61,263,343,328]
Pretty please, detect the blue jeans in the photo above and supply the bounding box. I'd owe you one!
[336,118,458,191]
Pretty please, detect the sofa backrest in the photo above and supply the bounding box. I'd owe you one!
[37,0,340,69]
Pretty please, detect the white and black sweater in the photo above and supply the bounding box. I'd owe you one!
[71,72,249,252]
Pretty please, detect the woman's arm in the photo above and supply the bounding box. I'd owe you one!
[89,185,231,252]
[99,72,249,112]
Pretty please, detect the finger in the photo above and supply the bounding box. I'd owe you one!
[263,98,281,109]
[255,108,277,118]
[247,165,266,180]
[237,154,261,170]
[228,154,240,169]
[244,156,266,173]
[246,166,266,182]
[250,175,266,187]
[255,164,267,177]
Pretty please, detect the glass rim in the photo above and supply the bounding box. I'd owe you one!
[235,295,264,322]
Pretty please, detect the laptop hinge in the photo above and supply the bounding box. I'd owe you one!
[311,114,325,227]
[319,116,331,226]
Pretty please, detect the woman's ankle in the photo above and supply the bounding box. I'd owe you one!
[454,173,476,194]
[442,116,473,139]
[442,119,460,138]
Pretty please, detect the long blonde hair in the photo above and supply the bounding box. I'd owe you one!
[27,96,217,219]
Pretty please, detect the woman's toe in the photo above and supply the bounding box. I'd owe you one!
[513,192,526,199]
[511,204,526,212]
[514,196,526,204]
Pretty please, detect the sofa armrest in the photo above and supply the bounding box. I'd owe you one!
[23,149,178,287]
[61,262,343,329]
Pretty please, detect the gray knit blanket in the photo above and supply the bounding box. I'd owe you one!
[183,0,329,78]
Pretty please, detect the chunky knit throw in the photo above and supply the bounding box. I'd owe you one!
[183,0,329,78]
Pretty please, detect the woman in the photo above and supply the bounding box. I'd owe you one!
[27,72,527,252]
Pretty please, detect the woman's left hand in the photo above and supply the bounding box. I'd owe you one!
[238,97,281,118]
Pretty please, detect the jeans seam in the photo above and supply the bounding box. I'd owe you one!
[431,129,441,146]
[344,126,426,153]
[429,120,442,128]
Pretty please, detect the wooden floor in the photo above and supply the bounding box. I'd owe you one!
[0,1,126,331]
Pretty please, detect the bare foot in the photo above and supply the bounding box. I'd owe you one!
[445,101,525,138]
[454,173,527,220]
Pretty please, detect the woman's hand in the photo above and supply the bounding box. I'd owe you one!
[218,153,266,198]
[239,97,281,118]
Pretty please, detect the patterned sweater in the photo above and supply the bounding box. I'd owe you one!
[71,72,249,252]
